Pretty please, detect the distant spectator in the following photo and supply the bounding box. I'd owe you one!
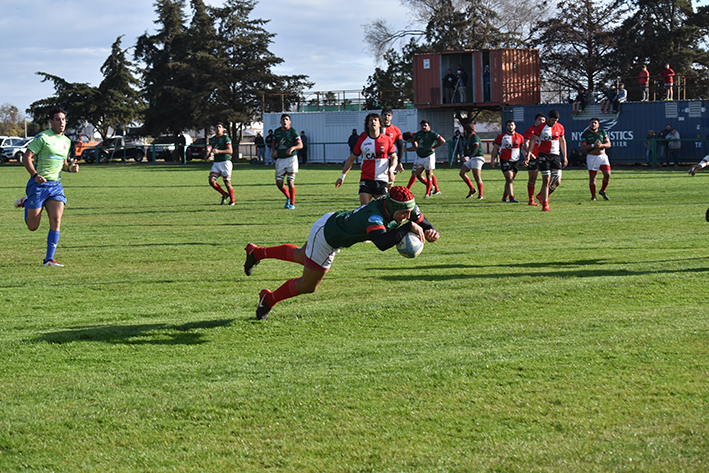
[452,129,465,164]
[600,84,616,113]
[455,65,468,103]
[347,128,359,155]
[660,63,675,100]
[658,124,672,167]
[572,88,588,115]
[264,129,274,165]
[645,129,656,167]
[255,132,265,163]
[298,131,308,165]
[443,69,456,104]
[667,127,681,167]
[483,65,491,102]
[612,83,627,113]
[568,148,585,167]
[638,65,650,102]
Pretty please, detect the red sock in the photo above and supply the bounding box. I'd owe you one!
[407,175,416,189]
[425,179,433,196]
[229,187,235,203]
[258,244,299,263]
[289,184,295,204]
[590,182,596,197]
[478,182,483,197]
[503,193,508,199]
[462,175,474,190]
[527,183,535,200]
[213,183,227,196]
[278,185,291,200]
[268,278,300,306]
[431,174,439,190]
[601,177,609,192]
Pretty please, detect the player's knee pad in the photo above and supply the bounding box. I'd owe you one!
[286,174,295,182]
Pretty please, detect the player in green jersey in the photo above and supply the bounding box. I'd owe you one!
[206,122,235,205]
[580,118,611,201]
[271,114,303,209]
[13,107,79,266]
[405,120,446,198]
[243,186,440,319]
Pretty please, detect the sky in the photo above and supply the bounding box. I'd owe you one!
[0,0,410,117]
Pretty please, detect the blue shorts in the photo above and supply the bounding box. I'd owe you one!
[25,178,66,210]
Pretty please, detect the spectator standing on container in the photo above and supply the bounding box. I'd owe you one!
[522,112,546,206]
[525,109,567,212]
[638,65,650,101]
[335,113,397,205]
[645,129,656,167]
[443,69,456,104]
[658,124,672,167]
[612,83,627,113]
[667,127,681,167]
[206,122,235,205]
[660,63,675,100]
[13,107,79,267]
[491,119,525,202]
[243,186,439,320]
[298,131,308,165]
[580,118,612,201]
[380,107,405,177]
[264,129,275,165]
[483,65,491,102]
[455,65,468,103]
[255,132,266,164]
[271,114,303,210]
[406,120,445,197]
[459,124,485,199]
[347,129,359,155]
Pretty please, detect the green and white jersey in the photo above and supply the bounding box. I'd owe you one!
[28,129,71,181]
[412,130,440,158]
[466,134,484,157]
[273,126,300,158]
[209,134,232,162]
[581,129,608,148]
[323,197,422,249]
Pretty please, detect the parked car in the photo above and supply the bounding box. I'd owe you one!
[147,135,176,161]
[0,136,23,161]
[67,133,101,160]
[83,136,147,163]
[185,137,212,161]
[1,137,34,163]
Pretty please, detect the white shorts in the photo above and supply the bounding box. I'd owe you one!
[586,153,611,172]
[304,212,340,270]
[463,156,485,170]
[275,156,299,180]
[414,154,435,171]
[210,160,233,178]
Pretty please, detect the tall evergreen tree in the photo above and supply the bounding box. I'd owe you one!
[362,40,416,110]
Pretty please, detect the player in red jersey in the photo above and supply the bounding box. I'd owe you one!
[380,107,405,180]
[491,119,525,202]
[336,113,397,205]
[525,110,567,212]
[522,113,546,206]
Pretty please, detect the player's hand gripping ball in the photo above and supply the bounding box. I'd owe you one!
[402,131,413,142]
[397,232,424,258]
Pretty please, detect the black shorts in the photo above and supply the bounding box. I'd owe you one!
[538,153,562,172]
[527,158,539,171]
[359,179,389,196]
[500,160,519,174]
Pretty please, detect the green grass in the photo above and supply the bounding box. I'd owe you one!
[1,162,708,472]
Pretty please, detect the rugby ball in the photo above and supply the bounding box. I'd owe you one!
[397,232,424,258]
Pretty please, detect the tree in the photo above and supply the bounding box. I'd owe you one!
[208,0,312,145]
[0,103,25,136]
[530,0,628,100]
[362,40,416,110]
[134,0,190,137]
[611,0,709,97]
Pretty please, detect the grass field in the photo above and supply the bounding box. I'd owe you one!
[1,162,708,472]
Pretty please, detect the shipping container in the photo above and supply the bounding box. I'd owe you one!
[502,100,709,165]
[413,49,540,108]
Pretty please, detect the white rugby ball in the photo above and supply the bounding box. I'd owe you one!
[397,232,424,258]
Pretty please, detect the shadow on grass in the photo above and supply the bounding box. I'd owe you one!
[35,318,234,345]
